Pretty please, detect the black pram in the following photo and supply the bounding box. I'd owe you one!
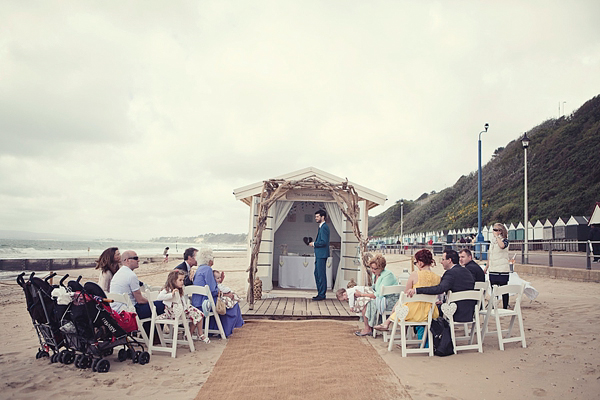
[56,278,150,372]
[16,272,65,360]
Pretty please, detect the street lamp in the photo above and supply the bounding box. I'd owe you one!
[400,199,404,254]
[476,123,489,259]
[522,132,531,264]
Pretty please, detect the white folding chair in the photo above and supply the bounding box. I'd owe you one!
[106,292,150,347]
[147,291,195,358]
[480,283,527,350]
[373,285,405,341]
[443,290,484,353]
[184,285,226,340]
[387,292,438,356]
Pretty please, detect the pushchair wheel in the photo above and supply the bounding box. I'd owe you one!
[74,354,83,368]
[117,348,128,362]
[138,351,150,365]
[51,353,59,363]
[63,351,75,365]
[58,350,67,363]
[82,355,92,368]
[96,359,110,373]
[36,349,49,359]
[91,358,100,372]
[132,350,141,364]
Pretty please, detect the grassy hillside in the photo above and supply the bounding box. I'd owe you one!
[369,94,600,236]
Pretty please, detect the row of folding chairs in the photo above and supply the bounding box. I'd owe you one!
[378,281,527,357]
[106,285,226,358]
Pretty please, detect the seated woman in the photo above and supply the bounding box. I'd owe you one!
[96,247,121,293]
[354,254,399,336]
[191,248,244,337]
[373,248,441,338]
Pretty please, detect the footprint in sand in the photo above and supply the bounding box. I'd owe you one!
[5,381,26,389]
[532,388,547,396]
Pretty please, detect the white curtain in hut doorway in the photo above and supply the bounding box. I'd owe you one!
[324,203,343,236]
[274,201,294,232]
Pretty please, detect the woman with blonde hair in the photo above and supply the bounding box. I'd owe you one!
[354,254,399,336]
[484,223,510,309]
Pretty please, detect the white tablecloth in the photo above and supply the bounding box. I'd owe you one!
[279,255,333,289]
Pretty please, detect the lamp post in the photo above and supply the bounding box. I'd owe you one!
[476,123,489,259]
[522,132,531,264]
[400,199,404,254]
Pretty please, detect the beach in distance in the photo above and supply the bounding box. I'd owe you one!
[1,251,600,399]
[0,238,245,260]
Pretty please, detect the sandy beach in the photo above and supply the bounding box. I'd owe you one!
[1,251,599,399]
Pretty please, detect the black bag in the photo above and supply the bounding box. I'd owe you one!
[430,317,454,357]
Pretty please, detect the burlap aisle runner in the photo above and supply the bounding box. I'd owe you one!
[196,320,409,400]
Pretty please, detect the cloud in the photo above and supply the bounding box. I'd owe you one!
[0,1,599,239]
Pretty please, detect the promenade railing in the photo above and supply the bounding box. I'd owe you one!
[368,240,600,270]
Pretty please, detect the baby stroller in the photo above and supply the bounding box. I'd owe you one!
[55,277,149,373]
[16,272,65,360]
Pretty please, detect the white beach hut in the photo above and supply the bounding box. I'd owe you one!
[590,202,600,225]
[527,221,534,241]
[543,218,557,240]
[482,225,490,241]
[233,167,387,292]
[533,220,544,241]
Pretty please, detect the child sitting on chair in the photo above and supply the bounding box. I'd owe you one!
[157,270,210,343]
[336,282,374,314]
[213,270,241,309]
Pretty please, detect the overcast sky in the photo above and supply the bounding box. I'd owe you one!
[1,1,599,240]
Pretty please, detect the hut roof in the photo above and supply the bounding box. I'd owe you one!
[232,166,387,210]
[566,216,588,225]
[554,217,567,227]
[590,203,600,225]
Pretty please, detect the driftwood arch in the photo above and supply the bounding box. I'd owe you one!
[247,176,371,308]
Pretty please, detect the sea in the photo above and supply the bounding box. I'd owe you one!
[0,238,246,260]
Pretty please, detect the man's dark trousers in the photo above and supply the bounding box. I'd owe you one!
[314,258,327,299]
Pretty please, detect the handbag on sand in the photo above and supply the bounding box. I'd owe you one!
[216,292,227,315]
[430,317,454,357]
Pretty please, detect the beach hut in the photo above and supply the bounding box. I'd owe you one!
[543,218,557,240]
[542,218,557,251]
[565,216,590,252]
[527,221,534,242]
[553,218,567,251]
[447,229,456,243]
[515,222,525,240]
[590,202,600,225]
[533,220,544,241]
[482,225,490,241]
[508,223,517,241]
[233,167,387,296]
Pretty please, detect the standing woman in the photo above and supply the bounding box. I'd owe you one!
[96,247,121,293]
[354,254,399,336]
[485,223,510,309]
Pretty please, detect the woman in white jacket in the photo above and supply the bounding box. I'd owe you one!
[484,223,510,309]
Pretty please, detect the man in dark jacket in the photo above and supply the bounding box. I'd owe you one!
[459,248,485,282]
[407,249,476,322]
[174,247,198,286]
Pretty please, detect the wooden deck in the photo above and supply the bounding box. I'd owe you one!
[240,297,358,320]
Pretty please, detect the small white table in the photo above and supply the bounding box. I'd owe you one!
[278,255,333,289]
